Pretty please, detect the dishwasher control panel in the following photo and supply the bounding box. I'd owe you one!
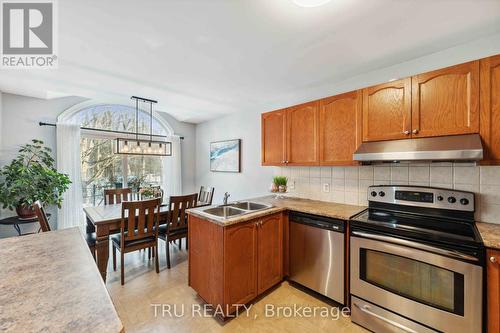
[289,212,345,233]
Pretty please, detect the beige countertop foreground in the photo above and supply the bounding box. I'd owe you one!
[477,222,500,250]
[0,228,123,333]
[188,195,366,226]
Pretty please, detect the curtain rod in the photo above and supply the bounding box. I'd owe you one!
[38,122,184,140]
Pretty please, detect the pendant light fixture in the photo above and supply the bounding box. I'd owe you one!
[115,96,172,156]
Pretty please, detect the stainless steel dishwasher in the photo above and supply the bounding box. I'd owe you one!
[289,212,345,304]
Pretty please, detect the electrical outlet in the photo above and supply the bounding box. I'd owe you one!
[289,180,295,190]
[323,183,330,193]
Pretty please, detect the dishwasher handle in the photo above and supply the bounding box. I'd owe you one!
[289,212,344,233]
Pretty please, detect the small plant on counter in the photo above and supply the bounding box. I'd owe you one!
[0,140,71,219]
[273,176,288,193]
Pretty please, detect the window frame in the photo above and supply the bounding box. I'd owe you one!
[61,102,174,205]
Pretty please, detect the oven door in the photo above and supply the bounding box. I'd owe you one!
[350,232,482,333]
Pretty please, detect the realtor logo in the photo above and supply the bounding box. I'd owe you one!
[1,0,57,68]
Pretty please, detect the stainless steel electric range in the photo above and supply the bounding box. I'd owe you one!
[350,185,484,333]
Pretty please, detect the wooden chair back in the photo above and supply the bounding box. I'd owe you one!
[165,193,198,231]
[120,198,161,246]
[104,188,132,205]
[198,186,215,206]
[33,201,51,232]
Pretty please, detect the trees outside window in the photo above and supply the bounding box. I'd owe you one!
[75,104,169,206]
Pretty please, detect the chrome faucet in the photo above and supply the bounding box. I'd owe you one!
[223,192,230,205]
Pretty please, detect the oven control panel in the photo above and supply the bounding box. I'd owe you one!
[368,185,475,212]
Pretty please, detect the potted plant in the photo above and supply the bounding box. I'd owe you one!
[273,176,288,193]
[0,140,71,219]
[139,185,162,199]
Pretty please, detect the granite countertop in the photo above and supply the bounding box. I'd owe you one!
[477,222,500,250]
[188,195,500,250]
[0,228,124,333]
[188,195,366,226]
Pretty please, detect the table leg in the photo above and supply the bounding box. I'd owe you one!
[96,224,110,282]
[13,224,22,236]
[86,217,96,233]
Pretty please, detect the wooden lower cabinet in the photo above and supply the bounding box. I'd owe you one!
[224,219,258,314]
[189,213,284,317]
[488,249,500,333]
[257,213,283,294]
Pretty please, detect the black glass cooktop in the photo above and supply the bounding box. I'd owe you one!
[350,208,483,250]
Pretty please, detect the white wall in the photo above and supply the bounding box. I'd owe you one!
[196,110,275,204]
[195,35,500,210]
[0,94,87,236]
[0,93,197,237]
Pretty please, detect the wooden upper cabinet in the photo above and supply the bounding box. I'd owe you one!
[487,249,500,333]
[362,78,411,142]
[411,61,479,138]
[261,109,286,166]
[286,101,320,165]
[319,91,361,165]
[480,55,500,164]
[257,214,283,294]
[223,221,258,313]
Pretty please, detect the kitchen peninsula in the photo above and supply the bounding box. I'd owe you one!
[187,195,366,317]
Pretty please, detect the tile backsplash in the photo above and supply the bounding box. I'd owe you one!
[274,163,500,224]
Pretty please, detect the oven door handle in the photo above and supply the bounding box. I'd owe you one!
[352,231,478,262]
[353,302,418,333]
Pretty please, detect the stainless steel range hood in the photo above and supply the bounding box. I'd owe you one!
[353,134,483,163]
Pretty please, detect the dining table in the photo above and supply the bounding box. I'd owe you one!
[84,203,171,282]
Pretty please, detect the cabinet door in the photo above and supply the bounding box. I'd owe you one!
[411,61,479,138]
[319,90,362,165]
[480,55,500,164]
[362,78,411,142]
[224,221,258,314]
[487,249,500,333]
[286,101,320,165]
[257,213,283,294]
[261,109,286,166]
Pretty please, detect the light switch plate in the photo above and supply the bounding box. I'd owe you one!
[322,183,330,193]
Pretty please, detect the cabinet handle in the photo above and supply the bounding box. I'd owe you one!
[412,129,419,134]
[490,256,497,263]
[403,130,410,135]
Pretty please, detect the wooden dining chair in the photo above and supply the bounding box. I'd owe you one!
[198,186,215,206]
[111,198,161,285]
[158,193,198,269]
[104,188,132,205]
[33,201,51,232]
[33,200,97,259]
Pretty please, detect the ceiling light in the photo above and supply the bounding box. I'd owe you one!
[115,96,172,156]
[293,0,332,7]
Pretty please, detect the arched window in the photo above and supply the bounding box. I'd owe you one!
[59,102,173,206]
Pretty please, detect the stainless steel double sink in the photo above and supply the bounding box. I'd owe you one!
[201,201,272,219]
